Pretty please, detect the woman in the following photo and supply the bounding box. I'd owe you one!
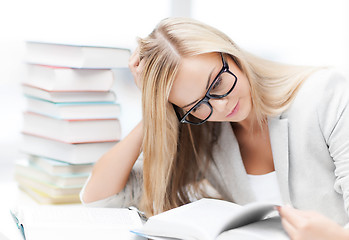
[81,17,349,239]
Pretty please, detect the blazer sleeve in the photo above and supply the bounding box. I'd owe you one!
[317,71,349,218]
[79,159,143,208]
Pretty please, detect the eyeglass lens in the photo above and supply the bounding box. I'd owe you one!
[185,71,236,123]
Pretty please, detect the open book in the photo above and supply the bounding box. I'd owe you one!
[131,198,289,240]
[11,205,144,240]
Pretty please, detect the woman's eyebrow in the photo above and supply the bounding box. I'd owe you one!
[180,68,215,109]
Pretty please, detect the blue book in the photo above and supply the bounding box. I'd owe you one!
[15,159,89,188]
[28,155,93,175]
[25,96,121,120]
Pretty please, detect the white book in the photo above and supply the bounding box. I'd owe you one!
[25,97,121,120]
[28,155,93,175]
[25,41,131,69]
[15,159,89,188]
[22,85,116,103]
[22,112,121,143]
[23,64,115,91]
[11,206,143,240]
[18,184,81,205]
[15,175,82,197]
[131,198,289,240]
[21,134,116,164]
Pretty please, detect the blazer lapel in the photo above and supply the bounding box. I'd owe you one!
[212,122,255,204]
[268,116,292,204]
[212,119,291,205]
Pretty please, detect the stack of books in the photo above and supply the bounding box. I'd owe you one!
[16,41,131,204]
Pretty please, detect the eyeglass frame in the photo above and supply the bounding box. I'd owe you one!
[173,53,238,125]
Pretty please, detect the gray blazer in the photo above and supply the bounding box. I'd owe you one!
[81,69,349,226]
[207,69,349,226]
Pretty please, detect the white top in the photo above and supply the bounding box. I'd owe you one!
[247,171,283,205]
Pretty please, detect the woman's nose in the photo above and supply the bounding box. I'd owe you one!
[210,97,229,113]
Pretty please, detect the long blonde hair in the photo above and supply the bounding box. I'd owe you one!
[138,17,319,216]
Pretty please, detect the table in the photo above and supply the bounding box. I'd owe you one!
[0,182,83,240]
[0,182,143,240]
[0,182,36,239]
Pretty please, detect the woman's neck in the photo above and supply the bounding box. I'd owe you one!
[231,112,274,175]
[232,109,264,134]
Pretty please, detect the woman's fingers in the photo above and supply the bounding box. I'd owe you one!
[280,217,297,238]
[278,206,312,239]
[128,46,143,89]
[129,47,140,79]
[278,205,349,240]
[278,205,309,229]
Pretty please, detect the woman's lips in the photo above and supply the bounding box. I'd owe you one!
[226,101,239,118]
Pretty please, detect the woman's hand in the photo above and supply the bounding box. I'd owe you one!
[128,46,144,89]
[278,205,349,240]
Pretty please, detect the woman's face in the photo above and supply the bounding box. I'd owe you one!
[169,52,253,123]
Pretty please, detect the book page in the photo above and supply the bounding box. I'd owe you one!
[0,232,10,240]
[15,206,143,240]
[219,201,277,232]
[24,206,138,226]
[217,217,289,240]
[133,198,277,240]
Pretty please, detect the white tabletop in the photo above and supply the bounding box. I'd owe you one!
[0,182,83,240]
[0,182,38,240]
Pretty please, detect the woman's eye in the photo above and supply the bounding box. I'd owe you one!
[212,77,222,90]
[192,104,202,113]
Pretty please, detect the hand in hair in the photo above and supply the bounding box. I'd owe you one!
[277,205,349,240]
[129,46,144,89]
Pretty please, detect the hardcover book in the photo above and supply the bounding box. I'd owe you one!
[22,112,121,143]
[131,198,289,240]
[18,184,81,204]
[25,41,131,69]
[15,175,82,198]
[23,64,115,91]
[15,158,91,204]
[15,159,89,188]
[25,97,121,120]
[21,133,116,164]
[22,85,116,103]
[27,155,93,175]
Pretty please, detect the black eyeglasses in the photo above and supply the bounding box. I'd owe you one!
[174,53,238,125]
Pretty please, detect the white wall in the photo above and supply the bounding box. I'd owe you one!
[192,0,349,76]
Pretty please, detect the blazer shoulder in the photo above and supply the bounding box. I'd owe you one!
[303,68,349,95]
[282,68,348,118]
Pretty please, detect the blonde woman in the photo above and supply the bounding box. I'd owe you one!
[81,17,349,239]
